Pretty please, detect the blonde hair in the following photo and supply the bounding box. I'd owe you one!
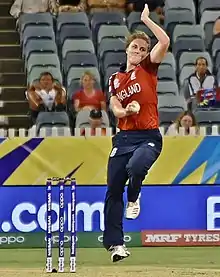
[126,31,151,50]
[81,71,95,81]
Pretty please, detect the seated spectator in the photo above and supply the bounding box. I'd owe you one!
[73,71,106,112]
[166,111,199,136]
[187,57,216,105]
[26,72,66,125]
[58,0,87,12]
[213,16,220,36]
[87,0,125,13]
[126,0,164,24]
[81,109,107,136]
[10,0,58,19]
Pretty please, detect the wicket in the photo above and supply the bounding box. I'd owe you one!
[46,177,76,273]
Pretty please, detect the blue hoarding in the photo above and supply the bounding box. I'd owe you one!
[0,186,219,233]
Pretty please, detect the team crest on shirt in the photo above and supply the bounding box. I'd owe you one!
[130,71,136,80]
[113,78,120,89]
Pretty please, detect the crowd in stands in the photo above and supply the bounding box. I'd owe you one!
[8,0,220,136]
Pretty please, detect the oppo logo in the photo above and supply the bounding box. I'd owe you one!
[45,235,78,244]
[97,235,132,243]
[0,236,24,245]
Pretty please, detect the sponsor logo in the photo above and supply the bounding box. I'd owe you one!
[116,83,141,101]
[97,235,132,243]
[114,78,120,89]
[207,196,220,230]
[141,230,220,246]
[1,201,104,233]
[0,235,25,245]
[130,71,136,81]
[45,235,78,244]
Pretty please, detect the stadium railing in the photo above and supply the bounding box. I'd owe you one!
[0,126,219,137]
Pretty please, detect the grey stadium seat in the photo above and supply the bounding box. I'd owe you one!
[59,25,92,46]
[98,25,129,44]
[199,11,219,29]
[158,95,187,110]
[179,66,195,86]
[75,110,109,128]
[157,81,179,95]
[23,39,57,60]
[19,13,53,33]
[26,53,60,73]
[158,65,176,81]
[98,38,125,59]
[63,53,98,75]
[195,110,220,125]
[67,67,100,87]
[62,39,95,59]
[200,11,220,48]
[91,12,126,38]
[28,66,62,85]
[158,95,187,127]
[199,0,220,16]
[165,0,196,16]
[131,23,154,37]
[172,25,204,44]
[164,10,195,38]
[127,12,154,36]
[215,52,220,72]
[127,11,141,30]
[161,52,176,71]
[56,12,89,31]
[102,52,126,73]
[217,69,220,86]
[211,37,220,59]
[36,112,70,135]
[178,51,212,73]
[21,26,55,46]
[173,38,205,60]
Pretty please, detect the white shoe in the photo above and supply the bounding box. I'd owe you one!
[125,195,140,220]
[109,245,130,263]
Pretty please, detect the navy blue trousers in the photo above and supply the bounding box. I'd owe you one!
[103,129,162,250]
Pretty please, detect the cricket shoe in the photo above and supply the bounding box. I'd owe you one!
[125,194,141,220]
[109,245,130,263]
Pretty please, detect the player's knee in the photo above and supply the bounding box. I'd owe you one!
[126,162,148,178]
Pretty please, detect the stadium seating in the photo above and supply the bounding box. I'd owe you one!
[13,1,220,136]
[36,111,70,135]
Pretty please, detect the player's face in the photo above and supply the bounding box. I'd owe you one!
[40,75,53,90]
[126,39,148,66]
[180,115,193,129]
[82,74,94,89]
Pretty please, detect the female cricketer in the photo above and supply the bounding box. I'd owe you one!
[103,4,170,262]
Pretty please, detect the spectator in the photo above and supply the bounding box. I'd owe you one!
[87,0,125,13]
[26,72,66,125]
[213,16,220,36]
[10,0,58,19]
[81,109,107,136]
[58,0,87,12]
[166,111,199,136]
[73,71,106,112]
[126,0,165,24]
[187,57,216,104]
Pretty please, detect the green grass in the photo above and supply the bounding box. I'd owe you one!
[0,247,219,277]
